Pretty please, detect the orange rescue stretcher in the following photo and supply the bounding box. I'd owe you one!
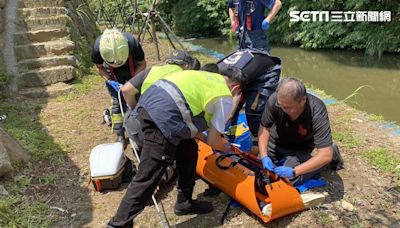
[196,140,305,223]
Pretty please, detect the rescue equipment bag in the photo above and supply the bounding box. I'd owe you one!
[217,49,281,84]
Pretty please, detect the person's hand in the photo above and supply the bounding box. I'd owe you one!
[107,80,122,92]
[261,156,276,171]
[261,18,270,30]
[274,166,294,178]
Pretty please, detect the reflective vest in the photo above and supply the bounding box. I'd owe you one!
[162,70,232,128]
[141,64,183,94]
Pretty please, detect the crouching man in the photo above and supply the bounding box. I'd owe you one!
[258,77,344,185]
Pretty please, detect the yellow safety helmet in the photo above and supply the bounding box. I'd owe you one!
[99,29,129,68]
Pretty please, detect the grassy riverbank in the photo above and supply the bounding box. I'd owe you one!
[0,40,399,227]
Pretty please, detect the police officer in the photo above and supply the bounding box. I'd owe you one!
[107,67,244,228]
[91,28,146,142]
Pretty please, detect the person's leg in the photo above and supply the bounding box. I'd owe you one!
[282,149,325,186]
[248,29,270,52]
[108,109,174,228]
[330,143,344,170]
[106,83,125,142]
[174,139,213,215]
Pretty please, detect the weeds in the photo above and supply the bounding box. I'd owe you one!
[56,74,103,102]
[361,148,400,174]
[313,210,333,225]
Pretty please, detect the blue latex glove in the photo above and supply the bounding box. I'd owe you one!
[107,80,122,92]
[261,156,276,171]
[261,18,270,30]
[274,166,294,178]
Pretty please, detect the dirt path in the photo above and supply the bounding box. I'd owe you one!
[35,76,399,227]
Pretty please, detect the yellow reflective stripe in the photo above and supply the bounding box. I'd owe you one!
[111,114,123,123]
[154,80,198,137]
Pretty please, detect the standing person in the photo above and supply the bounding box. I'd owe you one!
[229,0,282,51]
[107,68,244,228]
[218,49,281,137]
[258,77,344,185]
[91,28,146,142]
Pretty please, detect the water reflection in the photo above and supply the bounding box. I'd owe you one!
[191,38,400,124]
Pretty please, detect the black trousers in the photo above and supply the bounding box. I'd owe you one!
[108,108,198,228]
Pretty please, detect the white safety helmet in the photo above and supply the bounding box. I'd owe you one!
[99,28,129,68]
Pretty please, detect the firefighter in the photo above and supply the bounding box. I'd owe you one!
[91,28,146,142]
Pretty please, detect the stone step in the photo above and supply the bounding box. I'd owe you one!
[19,7,68,19]
[17,55,77,73]
[14,40,75,61]
[14,28,70,45]
[17,15,70,31]
[19,82,74,98]
[18,65,76,88]
[20,0,65,8]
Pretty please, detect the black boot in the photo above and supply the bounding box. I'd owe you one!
[330,144,344,171]
[203,185,221,197]
[174,188,213,216]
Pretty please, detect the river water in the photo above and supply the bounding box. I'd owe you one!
[191,38,400,124]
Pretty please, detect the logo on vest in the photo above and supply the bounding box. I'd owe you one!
[297,124,307,136]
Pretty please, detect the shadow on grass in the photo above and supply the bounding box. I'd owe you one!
[0,98,93,227]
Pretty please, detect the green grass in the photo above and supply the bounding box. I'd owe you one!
[0,195,55,228]
[367,114,384,122]
[0,101,66,227]
[313,210,333,225]
[333,131,363,150]
[361,148,400,174]
[0,102,65,163]
[56,73,103,102]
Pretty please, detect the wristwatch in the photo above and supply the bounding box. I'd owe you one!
[292,168,296,177]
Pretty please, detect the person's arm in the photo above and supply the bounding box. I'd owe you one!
[293,146,333,177]
[258,126,270,158]
[121,68,149,108]
[121,82,139,109]
[134,59,146,76]
[204,97,233,152]
[96,64,111,81]
[206,125,230,152]
[227,85,242,122]
[265,0,282,23]
[229,8,235,26]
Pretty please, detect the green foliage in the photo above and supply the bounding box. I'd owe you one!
[158,0,229,37]
[0,68,9,87]
[269,0,400,55]
[87,1,399,54]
